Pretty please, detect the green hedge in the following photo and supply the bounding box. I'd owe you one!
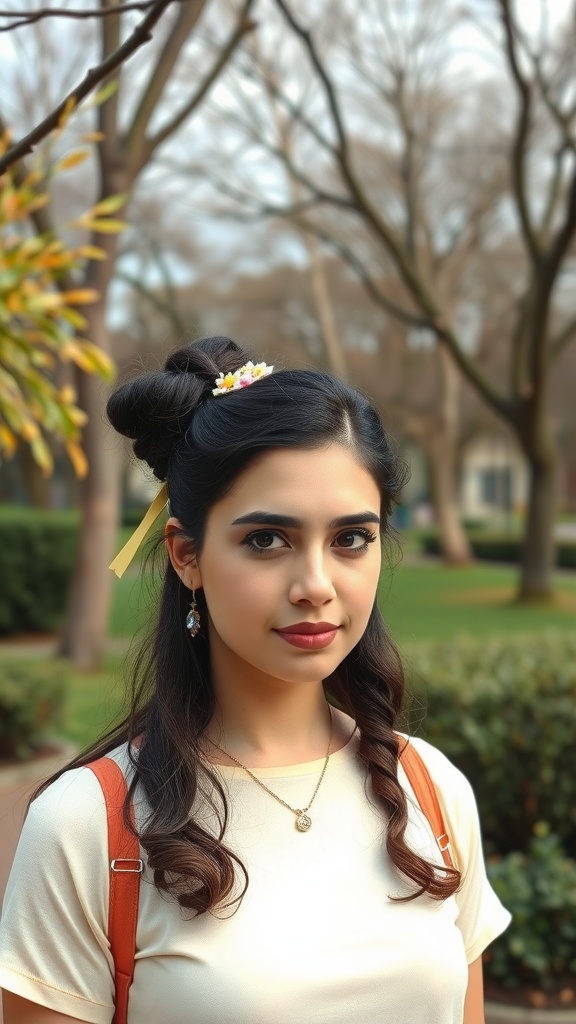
[486,829,576,992]
[0,659,69,759]
[0,508,79,633]
[407,631,576,992]
[407,631,576,854]
[122,505,149,528]
[419,531,576,568]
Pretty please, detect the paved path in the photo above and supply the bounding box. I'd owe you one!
[0,777,39,1023]
[0,746,79,1021]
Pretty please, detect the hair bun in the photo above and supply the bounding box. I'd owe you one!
[107,336,252,479]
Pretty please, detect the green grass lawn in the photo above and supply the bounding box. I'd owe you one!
[61,655,126,748]
[380,559,576,648]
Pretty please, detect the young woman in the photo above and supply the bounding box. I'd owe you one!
[0,336,509,1024]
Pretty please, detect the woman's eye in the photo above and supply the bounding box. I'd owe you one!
[243,530,287,553]
[334,529,377,551]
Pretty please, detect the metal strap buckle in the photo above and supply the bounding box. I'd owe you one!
[437,833,450,853]
[111,858,144,874]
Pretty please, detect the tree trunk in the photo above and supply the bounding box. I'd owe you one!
[306,234,348,381]
[518,448,557,602]
[424,434,472,565]
[425,345,472,564]
[58,248,121,669]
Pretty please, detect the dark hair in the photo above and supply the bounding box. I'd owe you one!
[39,337,459,911]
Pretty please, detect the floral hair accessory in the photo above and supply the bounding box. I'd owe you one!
[212,360,274,396]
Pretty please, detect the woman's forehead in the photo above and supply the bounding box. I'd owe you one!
[212,445,380,522]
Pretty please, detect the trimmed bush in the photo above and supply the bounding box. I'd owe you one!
[419,531,576,568]
[407,631,576,995]
[122,505,148,528]
[486,829,576,992]
[0,658,69,759]
[406,631,576,855]
[0,507,79,633]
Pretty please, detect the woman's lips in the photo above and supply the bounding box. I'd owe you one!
[274,622,340,650]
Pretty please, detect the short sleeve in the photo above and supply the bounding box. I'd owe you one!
[407,737,511,964]
[0,767,116,1023]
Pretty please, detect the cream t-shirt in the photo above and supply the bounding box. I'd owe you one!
[0,732,510,1024]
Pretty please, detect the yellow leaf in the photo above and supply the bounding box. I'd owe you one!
[2,192,19,219]
[21,419,40,442]
[25,194,50,213]
[59,384,77,404]
[43,239,65,254]
[67,405,88,427]
[57,95,77,130]
[76,245,107,261]
[21,170,43,189]
[62,288,99,305]
[91,194,127,216]
[83,218,128,234]
[30,434,53,476]
[0,130,13,156]
[81,131,105,143]
[0,424,16,456]
[59,307,88,329]
[30,350,54,369]
[77,341,115,381]
[27,292,64,311]
[56,150,89,171]
[90,80,119,107]
[18,236,44,257]
[66,440,88,479]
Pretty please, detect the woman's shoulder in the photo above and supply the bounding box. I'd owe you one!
[28,743,134,836]
[397,732,476,814]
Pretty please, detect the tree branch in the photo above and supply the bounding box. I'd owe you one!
[121,0,208,170]
[529,166,576,378]
[498,0,542,263]
[0,2,156,32]
[295,220,430,329]
[273,0,349,158]
[202,167,354,218]
[533,54,576,154]
[116,268,187,336]
[98,0,122,184]
[539,146,567,242]
[0,0,176,174]
[139,0,257,168]
[239,60,337,158]
[271,0,512,422]
[550,313,576,360]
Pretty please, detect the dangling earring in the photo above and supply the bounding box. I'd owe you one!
[186,589,201,637]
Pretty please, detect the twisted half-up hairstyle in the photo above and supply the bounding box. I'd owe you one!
[38,336,460,912]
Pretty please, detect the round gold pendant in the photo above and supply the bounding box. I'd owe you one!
[295,812,312,832]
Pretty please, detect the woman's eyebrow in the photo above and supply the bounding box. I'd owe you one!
[231,511,381,528]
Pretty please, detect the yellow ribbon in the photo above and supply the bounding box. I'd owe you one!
[109,481,169,578]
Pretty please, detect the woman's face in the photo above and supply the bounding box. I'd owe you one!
[168,444,382,690]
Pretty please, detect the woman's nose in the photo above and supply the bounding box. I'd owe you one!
[288,550,337,606]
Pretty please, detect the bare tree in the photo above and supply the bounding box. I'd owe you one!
[0,0,256,667]
[184,1,489,559]
[191,0,576,598]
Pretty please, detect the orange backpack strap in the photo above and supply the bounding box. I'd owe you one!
[398,739,454,869]
[87,757,143,1024]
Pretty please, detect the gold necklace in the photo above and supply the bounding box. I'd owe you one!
[209,706,333,832]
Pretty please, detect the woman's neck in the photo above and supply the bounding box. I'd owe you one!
[202,684,334,768]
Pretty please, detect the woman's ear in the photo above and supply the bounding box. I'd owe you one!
[165,517,202,591]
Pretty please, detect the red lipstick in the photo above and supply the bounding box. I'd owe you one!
[274,622,339,650]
